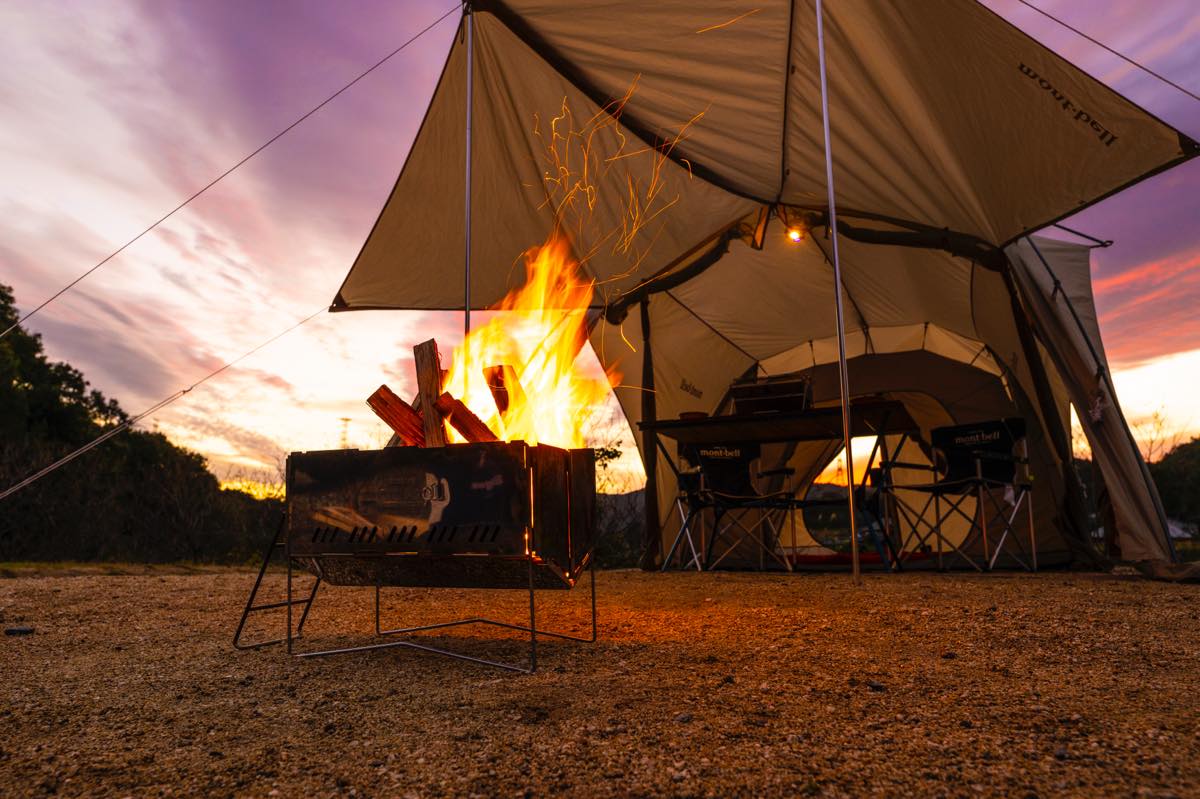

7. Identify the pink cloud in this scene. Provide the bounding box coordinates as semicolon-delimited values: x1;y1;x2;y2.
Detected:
1092;251;1200;366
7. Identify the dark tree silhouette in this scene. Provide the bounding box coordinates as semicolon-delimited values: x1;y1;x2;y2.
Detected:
0;284;277;562
1150;438;1200;531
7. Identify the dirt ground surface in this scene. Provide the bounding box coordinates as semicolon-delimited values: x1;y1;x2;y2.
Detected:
2;567;1198;798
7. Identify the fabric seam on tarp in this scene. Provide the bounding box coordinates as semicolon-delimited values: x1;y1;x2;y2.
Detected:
661;290;763;366
775;0;799;200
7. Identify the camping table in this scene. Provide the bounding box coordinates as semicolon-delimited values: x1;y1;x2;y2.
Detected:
640;400;920;570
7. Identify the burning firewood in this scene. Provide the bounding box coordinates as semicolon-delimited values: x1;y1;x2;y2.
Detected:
367;385;425;447
484;364;526;417
434;392;499;443
384;392;426;447
413;339;448;447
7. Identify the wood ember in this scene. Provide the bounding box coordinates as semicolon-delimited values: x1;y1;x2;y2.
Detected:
366;385;425;447
433;392;499;443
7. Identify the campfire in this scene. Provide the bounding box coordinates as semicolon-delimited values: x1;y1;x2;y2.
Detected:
271;231;608;595
367;232;614;451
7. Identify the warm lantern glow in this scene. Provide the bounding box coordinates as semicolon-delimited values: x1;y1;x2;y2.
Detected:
787;227;805;243
441;233;617;449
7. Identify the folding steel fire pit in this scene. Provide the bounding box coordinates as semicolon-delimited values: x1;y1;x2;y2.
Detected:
235;441;597;672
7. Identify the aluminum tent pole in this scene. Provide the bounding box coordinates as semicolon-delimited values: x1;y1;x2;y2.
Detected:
815;0;860;582
462;7;474;373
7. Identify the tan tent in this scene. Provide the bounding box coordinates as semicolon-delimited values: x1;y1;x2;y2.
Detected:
332;1;1197;568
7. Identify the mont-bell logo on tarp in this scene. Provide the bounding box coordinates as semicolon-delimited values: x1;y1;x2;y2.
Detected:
1019;63;1118;147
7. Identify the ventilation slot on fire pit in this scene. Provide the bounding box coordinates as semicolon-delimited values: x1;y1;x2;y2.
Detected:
427;524;461;543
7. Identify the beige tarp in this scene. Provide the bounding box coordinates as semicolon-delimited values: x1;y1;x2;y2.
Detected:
333;2;1195;565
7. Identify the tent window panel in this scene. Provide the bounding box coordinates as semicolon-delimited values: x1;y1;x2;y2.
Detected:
812;435;880;487
801;435;885;555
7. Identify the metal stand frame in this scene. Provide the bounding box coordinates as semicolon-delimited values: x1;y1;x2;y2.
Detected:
662;494;705;571
661;485;795;572
233;515;321;650
702;500;795;572
888;489;981;571
885;469;1037;572
236;512;598;672
283;548;597;674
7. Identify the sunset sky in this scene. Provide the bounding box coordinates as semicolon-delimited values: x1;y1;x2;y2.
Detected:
1;0;1197;485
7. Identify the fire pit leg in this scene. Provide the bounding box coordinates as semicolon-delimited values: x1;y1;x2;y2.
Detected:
233;514;320;651
527;552;538;672
589;552;598;642
286;547;293;655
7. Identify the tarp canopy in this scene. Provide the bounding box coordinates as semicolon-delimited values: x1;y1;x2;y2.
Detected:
333;1;1197;566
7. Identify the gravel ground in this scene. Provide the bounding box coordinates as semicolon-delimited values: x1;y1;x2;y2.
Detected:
1;567;1198;798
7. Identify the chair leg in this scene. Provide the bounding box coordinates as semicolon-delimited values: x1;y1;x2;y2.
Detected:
661;500;690;572
1028;490;1037;572
983;488;1032;571
934;494;943;570
976;480;990;571
891;492;938;566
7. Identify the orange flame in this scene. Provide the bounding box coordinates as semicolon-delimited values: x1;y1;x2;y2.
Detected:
442;233;617;449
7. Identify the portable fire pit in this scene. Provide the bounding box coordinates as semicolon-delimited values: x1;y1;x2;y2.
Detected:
235;339;598;672
286;441;595;589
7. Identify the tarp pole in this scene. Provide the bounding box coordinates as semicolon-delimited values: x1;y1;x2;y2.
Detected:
815;0;860;582
639;299;662;570
462;7;474;369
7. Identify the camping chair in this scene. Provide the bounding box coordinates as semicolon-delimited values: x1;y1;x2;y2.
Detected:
883;419;1036;571
661;443;795;571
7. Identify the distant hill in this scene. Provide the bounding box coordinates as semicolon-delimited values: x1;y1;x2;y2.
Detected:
0;284;277;563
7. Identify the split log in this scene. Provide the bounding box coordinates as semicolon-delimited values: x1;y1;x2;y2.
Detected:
413;339;448;447
385;393;425;448
367;385;425;447
484;364;526;416
434;392;499;443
